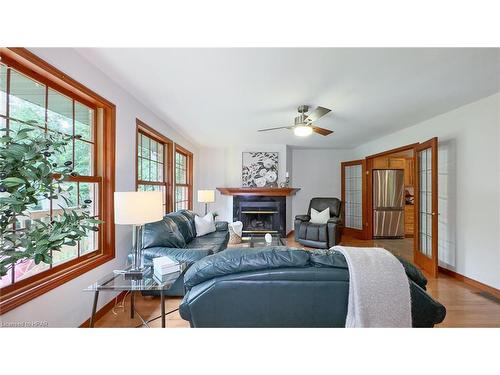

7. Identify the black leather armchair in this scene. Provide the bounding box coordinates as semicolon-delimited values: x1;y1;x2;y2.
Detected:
294;197;342;248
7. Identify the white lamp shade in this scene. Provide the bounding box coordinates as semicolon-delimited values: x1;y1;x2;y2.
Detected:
197;190;215;203
114;191;164;225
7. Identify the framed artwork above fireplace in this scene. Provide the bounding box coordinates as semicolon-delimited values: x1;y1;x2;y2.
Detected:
242;152;279;188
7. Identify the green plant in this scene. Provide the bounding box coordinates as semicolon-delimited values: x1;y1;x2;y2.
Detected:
0;123;101;278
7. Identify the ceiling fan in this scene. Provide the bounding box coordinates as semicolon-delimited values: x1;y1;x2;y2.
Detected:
258;105;333;137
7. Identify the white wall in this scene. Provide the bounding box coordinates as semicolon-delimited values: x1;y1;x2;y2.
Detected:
198;145;355;234
1;48;200;327
354;92;500;289
197;144;293;231
197;147;229;219
291;148;354;220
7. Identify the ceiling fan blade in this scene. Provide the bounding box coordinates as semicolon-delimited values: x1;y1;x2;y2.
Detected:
305;106;331;123
258;126;292;132
312;126;333;136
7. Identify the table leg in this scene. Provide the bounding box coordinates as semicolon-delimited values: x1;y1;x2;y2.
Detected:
161;290;166;328
89;291;99;328
130;291;135;319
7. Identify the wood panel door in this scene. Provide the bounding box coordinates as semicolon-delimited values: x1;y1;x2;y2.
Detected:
414;137;439;277
341;160;367;239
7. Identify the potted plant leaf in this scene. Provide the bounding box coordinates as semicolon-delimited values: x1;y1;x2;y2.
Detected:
0;121;102;279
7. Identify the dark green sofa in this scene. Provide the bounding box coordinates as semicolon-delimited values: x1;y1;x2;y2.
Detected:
179;247;446;327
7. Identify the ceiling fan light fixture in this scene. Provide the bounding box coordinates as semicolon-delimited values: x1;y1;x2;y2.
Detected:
294;125;313;137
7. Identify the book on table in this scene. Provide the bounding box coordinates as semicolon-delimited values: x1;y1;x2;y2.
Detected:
153;256;180;276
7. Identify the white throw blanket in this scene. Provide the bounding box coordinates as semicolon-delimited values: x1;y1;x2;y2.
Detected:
333;246;412;328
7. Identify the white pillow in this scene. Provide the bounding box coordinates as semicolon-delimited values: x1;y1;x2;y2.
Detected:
310;207;330;224
195;213;216;237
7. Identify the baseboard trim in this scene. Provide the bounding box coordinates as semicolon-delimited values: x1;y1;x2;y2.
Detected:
79;291;127;328
438;267;500;298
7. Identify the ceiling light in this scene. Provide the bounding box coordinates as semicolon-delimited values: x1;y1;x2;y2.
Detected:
293;125;313;137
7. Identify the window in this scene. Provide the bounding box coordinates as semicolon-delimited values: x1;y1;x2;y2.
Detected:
0;48;115;314
136;119;173;212
174;145;193;211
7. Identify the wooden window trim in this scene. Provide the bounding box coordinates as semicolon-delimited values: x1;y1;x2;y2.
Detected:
174;144;193;210
135;119;173;213
0;48;116;315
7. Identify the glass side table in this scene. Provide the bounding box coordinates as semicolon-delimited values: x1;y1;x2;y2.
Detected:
84;263;186;328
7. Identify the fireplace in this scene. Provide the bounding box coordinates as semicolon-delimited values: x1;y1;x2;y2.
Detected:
233;196;286;237
217;187;300;238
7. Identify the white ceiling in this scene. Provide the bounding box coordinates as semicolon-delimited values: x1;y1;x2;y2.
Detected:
76;48;500;149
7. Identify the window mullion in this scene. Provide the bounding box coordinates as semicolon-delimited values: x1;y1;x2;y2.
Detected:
47;89;53;268
5;66;11;135
5;67;15;284
77;182;80;257
148;137;151;183
44;85;48;133
72;99;75;169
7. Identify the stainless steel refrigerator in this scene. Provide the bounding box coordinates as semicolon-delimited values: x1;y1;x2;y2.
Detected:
373;169;405;238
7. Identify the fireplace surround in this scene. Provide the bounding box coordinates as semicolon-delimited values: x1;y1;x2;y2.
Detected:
217;187;300;238
233;196;286;237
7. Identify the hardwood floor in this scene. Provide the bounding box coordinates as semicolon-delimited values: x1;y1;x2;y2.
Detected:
93;233;500;328
93;293;188;328
338;235;500;327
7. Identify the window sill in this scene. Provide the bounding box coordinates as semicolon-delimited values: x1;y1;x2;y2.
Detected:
0;253;114;315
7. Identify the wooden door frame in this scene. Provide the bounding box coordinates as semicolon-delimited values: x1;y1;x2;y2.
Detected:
341;159;367;239
365;143;419;240
414;137;439;277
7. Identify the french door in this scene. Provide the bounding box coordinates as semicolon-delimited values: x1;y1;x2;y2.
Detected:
414;138;439;277
341;160;366;239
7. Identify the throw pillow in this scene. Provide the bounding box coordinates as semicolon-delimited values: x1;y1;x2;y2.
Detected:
195;213;216;237
310;207;330;224
166;211;197;243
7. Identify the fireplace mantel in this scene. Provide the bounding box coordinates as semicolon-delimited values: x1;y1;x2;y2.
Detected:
217;187;300;197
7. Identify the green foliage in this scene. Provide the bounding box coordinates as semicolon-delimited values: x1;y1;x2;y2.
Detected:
0;125;102;277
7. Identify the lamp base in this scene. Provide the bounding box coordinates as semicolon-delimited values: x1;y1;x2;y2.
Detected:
123;268;146;280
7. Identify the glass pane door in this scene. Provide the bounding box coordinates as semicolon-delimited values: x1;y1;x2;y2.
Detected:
418;148;432;257
414;138;438;277
341;160;366;238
